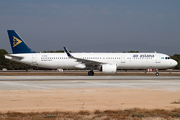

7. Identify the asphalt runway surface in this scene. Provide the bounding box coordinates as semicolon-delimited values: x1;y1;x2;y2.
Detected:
0;76;180;91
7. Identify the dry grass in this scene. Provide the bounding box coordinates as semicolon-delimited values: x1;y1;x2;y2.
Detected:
171;99;180;104
0;108;180;120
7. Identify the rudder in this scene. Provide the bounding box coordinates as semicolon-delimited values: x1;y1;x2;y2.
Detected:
7;30;35;54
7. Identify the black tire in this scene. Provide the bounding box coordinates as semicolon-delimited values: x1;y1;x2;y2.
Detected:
155;73;159;76
88;71;94;76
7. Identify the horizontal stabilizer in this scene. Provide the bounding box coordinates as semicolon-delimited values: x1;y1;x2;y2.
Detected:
5;54;23;60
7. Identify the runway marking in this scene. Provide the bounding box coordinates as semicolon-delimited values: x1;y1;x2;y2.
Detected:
0;76;180;90
0;82;52;90
72;81;137;88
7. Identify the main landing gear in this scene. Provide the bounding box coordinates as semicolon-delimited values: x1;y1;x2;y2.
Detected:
155;69;159;76
88;70;94;76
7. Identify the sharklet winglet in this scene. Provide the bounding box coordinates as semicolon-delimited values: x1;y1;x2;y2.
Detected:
64;47;73;58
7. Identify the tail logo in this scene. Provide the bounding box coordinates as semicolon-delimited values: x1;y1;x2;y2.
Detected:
13;36;22;47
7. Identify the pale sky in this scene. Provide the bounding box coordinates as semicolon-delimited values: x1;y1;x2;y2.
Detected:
0;0;180;55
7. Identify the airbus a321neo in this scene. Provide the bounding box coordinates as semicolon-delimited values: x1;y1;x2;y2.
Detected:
5;30;177;76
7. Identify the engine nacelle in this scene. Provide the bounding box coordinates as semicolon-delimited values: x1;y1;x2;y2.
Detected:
101;64;117;74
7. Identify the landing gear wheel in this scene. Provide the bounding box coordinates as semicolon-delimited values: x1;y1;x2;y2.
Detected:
155;73;159;76
88;71;94;76
155;69;159;76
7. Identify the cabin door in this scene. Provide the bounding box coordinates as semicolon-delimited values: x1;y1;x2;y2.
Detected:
121;56;125;63
156;55;161;63
32;54;37;63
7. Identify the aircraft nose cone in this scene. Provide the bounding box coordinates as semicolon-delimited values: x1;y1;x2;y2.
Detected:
172;60;178;67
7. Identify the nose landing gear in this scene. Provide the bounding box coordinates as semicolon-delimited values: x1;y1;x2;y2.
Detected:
155;69;159;76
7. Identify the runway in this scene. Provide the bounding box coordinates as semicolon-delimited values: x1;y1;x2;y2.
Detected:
0;76;180;81
0;76;180;91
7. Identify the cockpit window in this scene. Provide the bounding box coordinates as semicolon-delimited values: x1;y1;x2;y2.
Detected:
165;57;171;59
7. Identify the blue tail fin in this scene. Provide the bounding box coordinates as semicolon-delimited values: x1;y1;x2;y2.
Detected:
7;30;35;54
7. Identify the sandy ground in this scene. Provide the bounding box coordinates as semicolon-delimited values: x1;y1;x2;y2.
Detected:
0;88;180;113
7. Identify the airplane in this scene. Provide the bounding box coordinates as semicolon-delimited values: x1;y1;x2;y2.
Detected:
5;30;177;76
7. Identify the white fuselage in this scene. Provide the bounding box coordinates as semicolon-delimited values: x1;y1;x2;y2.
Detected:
5;52;177;69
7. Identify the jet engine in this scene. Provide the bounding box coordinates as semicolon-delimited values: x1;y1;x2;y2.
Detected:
101;64;117;74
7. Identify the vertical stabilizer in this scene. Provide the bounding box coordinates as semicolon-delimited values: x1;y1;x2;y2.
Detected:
7;30;35;54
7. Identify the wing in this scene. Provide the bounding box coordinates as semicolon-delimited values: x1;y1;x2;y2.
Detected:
64;47;102;68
